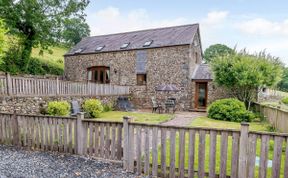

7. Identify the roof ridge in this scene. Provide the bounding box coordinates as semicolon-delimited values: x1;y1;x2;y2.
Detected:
86;23;199;39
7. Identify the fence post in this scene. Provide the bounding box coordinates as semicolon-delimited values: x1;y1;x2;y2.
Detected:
123;116;131;170
56;77;59;95
12;110;19;146
238;122;250;178
6;73;12;96
76;112;85;155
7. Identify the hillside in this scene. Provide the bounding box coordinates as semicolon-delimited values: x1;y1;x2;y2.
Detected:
31;46;68;69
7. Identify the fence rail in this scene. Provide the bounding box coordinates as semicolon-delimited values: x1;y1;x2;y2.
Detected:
0;74;129;96
0;112;287;178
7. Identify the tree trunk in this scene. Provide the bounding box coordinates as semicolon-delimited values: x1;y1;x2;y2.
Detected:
21;35;34;73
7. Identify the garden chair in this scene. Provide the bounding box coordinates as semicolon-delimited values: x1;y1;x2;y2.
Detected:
151;97;163;114
165;98;176;113
71;100;81;116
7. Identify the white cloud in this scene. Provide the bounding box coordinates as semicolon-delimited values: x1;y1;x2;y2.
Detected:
236;18;288;36
87;7;188;36
95;6;120;20
202;11;229;25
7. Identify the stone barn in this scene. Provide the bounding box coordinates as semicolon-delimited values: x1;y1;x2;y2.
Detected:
64;24;227;111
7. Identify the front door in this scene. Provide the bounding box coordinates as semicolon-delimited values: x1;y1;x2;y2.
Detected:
195;82;208;109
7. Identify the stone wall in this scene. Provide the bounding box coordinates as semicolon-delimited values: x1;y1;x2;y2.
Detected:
0;95;122;115
65;43;202;110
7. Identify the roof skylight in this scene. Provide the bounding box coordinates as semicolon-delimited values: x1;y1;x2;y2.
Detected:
143;40;153;47
74;48;83;54
120;42;130;49
95;45;105;51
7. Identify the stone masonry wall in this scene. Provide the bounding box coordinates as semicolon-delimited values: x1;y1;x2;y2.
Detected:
64;30;204;110
0;95;121;115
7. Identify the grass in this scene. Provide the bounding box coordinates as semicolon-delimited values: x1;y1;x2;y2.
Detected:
95;111;173;124
31;46;68;69
190;117;270;131
154;117;286;177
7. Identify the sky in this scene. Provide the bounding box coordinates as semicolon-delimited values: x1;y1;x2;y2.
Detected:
84;0;288;64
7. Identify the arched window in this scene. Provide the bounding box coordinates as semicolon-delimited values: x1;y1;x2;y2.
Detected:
87;66;110;84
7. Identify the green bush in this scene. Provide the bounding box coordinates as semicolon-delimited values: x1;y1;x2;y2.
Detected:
281;97;288;105
47;101;70;116
208;98;255;122
83;99;103;118
103;102;114;112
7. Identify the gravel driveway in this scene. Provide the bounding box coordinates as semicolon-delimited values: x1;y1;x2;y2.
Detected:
0;145;147;178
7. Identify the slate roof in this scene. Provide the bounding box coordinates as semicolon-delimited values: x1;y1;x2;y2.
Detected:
65;24;199;56
191;64;213;80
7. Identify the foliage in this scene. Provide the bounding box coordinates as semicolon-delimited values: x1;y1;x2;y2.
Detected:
83;99;104;118
0;0;89;72
208;98;255;122
103;102;114;112
281;97;288;105
266;125;277;132
204;44;234;63
61;18;90;47
277;67;288;92
0;19;7;59
47;101;71;116
0;42;63;75
31;46;67;67
210;50;283;108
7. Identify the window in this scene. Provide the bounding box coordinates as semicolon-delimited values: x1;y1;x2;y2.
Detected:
137;74;147;85
195;52;199;63
74;48;83;54
143;40;153;47
95;46;105;51
120;42;130;49
87;66;110;84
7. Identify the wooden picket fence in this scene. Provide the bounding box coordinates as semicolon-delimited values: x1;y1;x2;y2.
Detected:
0;112;123;161
123;118;288;178
0;74;129;96
254;103;288;133
1;112;288;178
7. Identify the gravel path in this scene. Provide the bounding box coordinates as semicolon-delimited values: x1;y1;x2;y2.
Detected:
0;145;147;178
161;112;206;126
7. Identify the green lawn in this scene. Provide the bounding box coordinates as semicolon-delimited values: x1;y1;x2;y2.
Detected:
96;111;173;124
190;117;270;131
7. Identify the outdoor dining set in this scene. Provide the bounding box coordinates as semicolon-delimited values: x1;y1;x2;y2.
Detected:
151;84;180;114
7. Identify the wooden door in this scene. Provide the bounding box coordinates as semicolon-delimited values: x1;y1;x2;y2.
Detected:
195;82;208;109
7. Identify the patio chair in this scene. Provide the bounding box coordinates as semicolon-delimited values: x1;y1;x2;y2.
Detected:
165;98;176;113
71;100;81;116
151;97;163;114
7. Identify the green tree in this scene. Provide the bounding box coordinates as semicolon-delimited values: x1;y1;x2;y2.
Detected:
210;50;283;109
0;0;89;72
277;67;288;92
62;18;90;47
204;44;234;63
0;19;7;59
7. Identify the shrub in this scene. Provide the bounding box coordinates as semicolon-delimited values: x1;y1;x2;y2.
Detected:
47;101;70;116
281;97;288;105
83;99;103;118
208;98;255;122
103;102;114;112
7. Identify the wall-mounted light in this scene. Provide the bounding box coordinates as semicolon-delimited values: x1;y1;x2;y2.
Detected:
114;69;117;74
